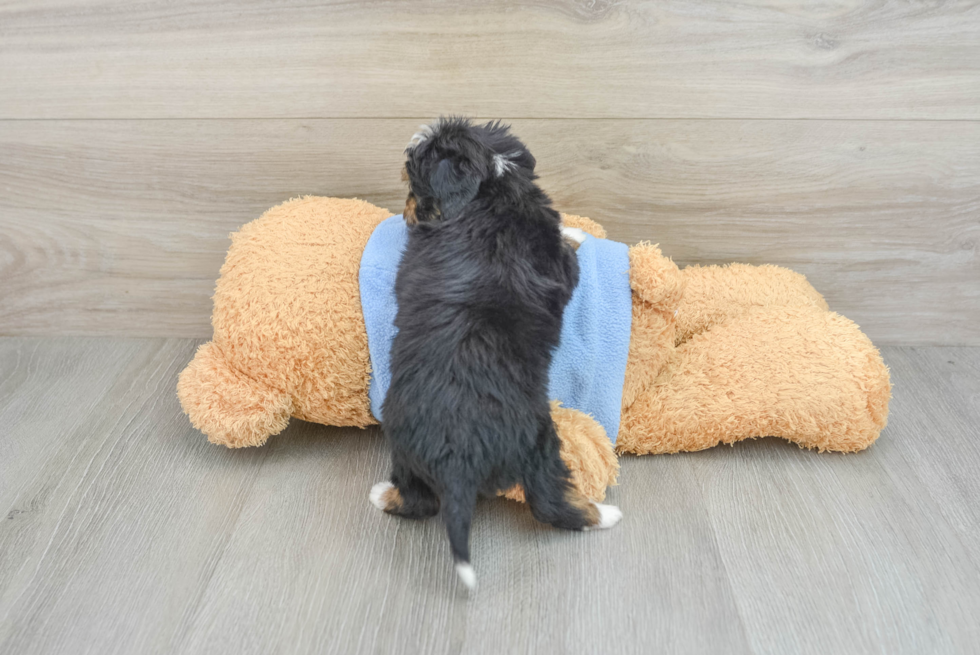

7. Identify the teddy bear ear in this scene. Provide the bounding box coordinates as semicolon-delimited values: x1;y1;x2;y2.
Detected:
627;242;686;310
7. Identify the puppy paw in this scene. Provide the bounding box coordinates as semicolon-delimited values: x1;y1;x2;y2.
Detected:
369;481;402;512
561;226;588;247
585;503;622;531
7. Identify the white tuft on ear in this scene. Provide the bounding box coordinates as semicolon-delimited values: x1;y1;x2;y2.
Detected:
493;153;517;177
407;124;433;150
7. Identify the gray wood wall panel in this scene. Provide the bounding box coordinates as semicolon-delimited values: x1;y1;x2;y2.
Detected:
1;1;978;342
2;119;977;343
2;1;979;119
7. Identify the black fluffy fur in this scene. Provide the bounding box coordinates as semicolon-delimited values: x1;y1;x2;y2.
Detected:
380;117;598;584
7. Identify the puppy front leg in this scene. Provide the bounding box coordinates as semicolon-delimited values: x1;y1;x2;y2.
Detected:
560;225;588;251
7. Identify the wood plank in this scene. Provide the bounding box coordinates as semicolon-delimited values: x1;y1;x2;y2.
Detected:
689;438;980;654
0;338;148;512
0;338;275;654
2;118;978;344
176;425;752;655
2;339;978;653
879;347;980;544
0;337;154;608
687;345;980;655
1;1;979;119
0;337;750;654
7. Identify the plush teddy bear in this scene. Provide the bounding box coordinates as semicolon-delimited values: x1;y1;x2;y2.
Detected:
177;196;891;502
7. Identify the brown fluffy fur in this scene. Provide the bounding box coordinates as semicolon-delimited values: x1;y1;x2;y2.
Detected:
177;196;391;447
178;198;891;498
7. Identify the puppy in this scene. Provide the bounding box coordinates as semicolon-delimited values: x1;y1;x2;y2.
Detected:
370;117;621;590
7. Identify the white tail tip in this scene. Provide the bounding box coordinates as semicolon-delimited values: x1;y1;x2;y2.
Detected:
455;562;476;590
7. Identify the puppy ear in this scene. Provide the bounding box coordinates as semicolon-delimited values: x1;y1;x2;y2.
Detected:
495;150;535;175
430;158;481;219
518;150;536;173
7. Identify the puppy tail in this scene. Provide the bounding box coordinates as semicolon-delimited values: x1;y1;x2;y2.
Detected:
444;484;477;591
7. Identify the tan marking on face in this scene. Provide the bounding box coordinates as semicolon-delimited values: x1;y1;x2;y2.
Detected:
404;194;418;225
401;164;409;183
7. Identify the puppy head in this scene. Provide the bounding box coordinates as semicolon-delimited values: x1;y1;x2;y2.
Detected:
402;117;535;225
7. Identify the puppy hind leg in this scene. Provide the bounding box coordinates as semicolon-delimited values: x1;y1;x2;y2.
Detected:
370;455;440;520
523;423;623;531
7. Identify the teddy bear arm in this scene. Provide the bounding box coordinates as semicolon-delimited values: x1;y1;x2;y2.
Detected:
621;297;676;413
627;242;686;309
615;242;687;414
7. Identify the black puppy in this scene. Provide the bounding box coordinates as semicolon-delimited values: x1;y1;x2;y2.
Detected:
370;117;621;590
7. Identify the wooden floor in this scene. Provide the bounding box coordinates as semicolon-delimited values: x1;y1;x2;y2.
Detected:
0;338;977;655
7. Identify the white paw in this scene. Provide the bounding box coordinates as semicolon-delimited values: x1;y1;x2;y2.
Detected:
585;503;623;531
369;481;394;510
561;226;587;245
455;562;477;590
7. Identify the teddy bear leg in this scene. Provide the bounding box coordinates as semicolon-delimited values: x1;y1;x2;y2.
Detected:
675;263;829;344
177;341;293;448
618;306;890;455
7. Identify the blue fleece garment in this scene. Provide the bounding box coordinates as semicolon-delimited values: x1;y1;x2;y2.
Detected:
358;215;632;443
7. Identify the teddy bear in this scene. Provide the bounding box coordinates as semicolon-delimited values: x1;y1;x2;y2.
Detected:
177;196;891;502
